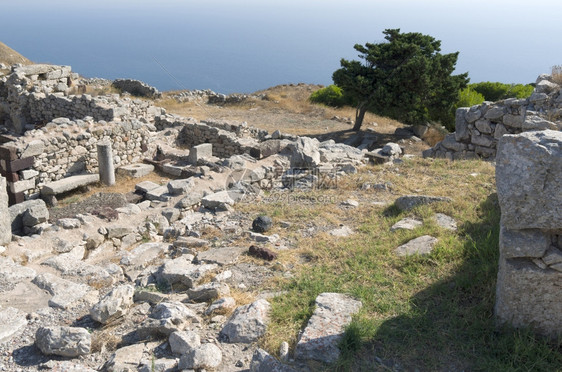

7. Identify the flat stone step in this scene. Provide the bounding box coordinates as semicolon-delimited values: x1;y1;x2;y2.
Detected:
295;293;362;364
41;174;99;196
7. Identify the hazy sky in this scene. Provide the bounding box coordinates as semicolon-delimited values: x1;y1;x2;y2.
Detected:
1;0;561;92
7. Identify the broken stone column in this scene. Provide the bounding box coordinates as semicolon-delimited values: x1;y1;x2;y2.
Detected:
0;176;12;244
495;130;562;337
97;142;115;186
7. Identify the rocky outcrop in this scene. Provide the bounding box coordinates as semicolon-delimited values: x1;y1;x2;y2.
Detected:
424;74;561;160
494;130;562;337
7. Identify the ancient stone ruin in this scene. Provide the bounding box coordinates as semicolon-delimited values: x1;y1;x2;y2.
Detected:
424;74;561;160
0;62;373;371
494;130;562;337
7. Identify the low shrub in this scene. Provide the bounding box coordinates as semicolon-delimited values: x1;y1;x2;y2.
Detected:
309;85;349;107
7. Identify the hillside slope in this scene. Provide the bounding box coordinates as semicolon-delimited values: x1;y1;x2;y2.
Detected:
0;41;32;66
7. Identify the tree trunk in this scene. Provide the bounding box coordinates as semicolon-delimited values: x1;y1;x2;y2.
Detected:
353;103;367;131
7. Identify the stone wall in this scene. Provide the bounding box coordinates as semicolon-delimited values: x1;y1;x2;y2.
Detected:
0;64;164;134
494;130;562;337
112;79;162;99
0;119;155;202
423;75;562;160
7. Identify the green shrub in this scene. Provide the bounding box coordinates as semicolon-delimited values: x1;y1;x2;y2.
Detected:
309;85;348;107
456;87;485;109
508;84;534;98
469;82;533;101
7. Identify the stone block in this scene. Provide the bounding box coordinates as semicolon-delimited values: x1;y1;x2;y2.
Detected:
116;163;154;178
500;225;549;258
454;108;470;142
496;130;562;230
7;157;34;172
10;178;35;194
0;176;12;244
21;140;45;158
188;143;213;164
495;259;562;337
41;174;99;196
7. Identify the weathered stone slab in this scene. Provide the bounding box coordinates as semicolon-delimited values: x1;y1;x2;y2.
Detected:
32;273;92;309
145;185;170;201
116;163;154;178
394;195;451;211
135;180;160;194
103;343;145;372
169;330;201;355
187;282;230;302
0;257;36;290
0;176;11;244
41;174;99;196
167;178;195;195
197;246;246;266
295;293;362;363
202;191;234;210
0;307;27;343
390;217;423;231
433;213;457;231
120;242;171;269
157;257;217;289
496;130;562;230
395;235;438;256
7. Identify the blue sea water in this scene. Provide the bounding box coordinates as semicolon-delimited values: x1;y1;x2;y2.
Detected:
1;0;561;94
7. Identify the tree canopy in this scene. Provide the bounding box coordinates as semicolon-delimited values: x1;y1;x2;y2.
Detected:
333;29;468;131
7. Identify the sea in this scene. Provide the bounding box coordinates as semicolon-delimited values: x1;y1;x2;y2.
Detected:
1;0;561;94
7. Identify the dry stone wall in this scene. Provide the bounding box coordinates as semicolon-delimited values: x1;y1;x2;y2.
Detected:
0;119;154;202
424;74;562;160
494;130;562;337
0;64;164;134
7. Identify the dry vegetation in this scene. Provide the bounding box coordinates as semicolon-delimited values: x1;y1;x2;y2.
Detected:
552;65;562;85
157;84;431;154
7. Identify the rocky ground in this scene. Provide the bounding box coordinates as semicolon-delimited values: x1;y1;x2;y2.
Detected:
0;80;444;372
